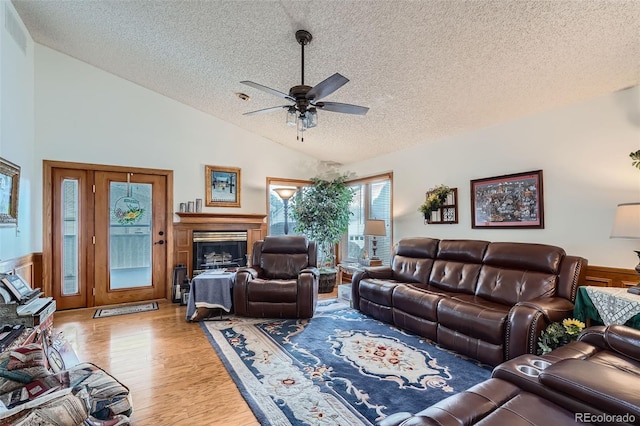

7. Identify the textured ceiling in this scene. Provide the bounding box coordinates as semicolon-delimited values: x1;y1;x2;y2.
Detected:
11;0;640;165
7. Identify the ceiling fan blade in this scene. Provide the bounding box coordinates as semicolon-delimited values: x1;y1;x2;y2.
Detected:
240;81;294;101
306;73;349;101
315;101;369;115
243;105;290;116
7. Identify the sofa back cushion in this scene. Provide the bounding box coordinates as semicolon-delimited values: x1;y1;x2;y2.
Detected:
476;266;557;305
430;240;489;293
482;242;564;274
258;236;311;279
475;242;563;304
391;238;438;284
394;238;439;258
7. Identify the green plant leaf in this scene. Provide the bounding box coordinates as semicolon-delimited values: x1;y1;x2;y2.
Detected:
291;174;355;266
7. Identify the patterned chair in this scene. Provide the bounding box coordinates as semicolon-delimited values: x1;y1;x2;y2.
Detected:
233;236;319;318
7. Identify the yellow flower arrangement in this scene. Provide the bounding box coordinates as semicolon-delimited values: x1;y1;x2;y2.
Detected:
537;318;586;355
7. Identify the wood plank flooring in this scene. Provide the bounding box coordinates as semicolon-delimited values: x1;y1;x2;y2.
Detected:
53;289;338;426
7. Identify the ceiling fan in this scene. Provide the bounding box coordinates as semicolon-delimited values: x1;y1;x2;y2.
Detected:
241;30;369;141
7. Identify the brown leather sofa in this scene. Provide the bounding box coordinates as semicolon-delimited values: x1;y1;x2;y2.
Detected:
351;237;587;366
379;325;640;426
234;235;319;318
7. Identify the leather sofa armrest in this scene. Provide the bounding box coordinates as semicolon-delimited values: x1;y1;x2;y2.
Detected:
573;325;640;358
233;268;257;316
603;325;640;362
517;297;575;323
363;266;393;279
299;267;319;278
540;359;640;417
351;266;394;310
377;412;413;426
506;297;575;360
576;325;607;348
297;268;319;318
237;266;261;280
378;412;439;426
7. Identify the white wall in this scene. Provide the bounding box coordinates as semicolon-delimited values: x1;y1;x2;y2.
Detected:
32;44;320;252
0;2;34;262
5;8;640;271
347;87;640;268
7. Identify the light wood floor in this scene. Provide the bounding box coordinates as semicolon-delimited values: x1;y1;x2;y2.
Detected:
53;289;338;426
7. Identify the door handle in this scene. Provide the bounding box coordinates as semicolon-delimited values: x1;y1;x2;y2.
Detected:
154;240;165;245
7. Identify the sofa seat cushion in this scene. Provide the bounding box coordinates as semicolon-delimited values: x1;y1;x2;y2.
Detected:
359;279;402;306
406;378;521;425
392;284;454;321
540;358;640;417
587;350;640;376
438;295;509;345
246;279;298;303
476;392;586;426
379;378;585;426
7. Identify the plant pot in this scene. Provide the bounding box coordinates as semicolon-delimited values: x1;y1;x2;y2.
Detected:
318;269;337;293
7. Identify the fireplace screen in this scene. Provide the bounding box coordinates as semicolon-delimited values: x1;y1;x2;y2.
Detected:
193;231;247;275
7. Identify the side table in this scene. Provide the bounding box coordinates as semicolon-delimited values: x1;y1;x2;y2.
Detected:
574;286;640;329
337;260;382;284
337;260;383;305
186;271;235;321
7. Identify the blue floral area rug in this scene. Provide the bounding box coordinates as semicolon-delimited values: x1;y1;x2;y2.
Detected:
201;299;492;425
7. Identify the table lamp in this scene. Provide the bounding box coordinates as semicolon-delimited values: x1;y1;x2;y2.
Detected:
274;187;297;235
364;219;387;259
610;202;640;292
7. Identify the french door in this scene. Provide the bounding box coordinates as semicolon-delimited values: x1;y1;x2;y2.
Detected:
45;162;172;309
94;171;167;305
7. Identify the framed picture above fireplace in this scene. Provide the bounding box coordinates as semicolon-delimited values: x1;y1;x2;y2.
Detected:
205;165;241;208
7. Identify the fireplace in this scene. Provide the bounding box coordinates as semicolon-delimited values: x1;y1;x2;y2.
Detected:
193;231;248;275
174;212;266;278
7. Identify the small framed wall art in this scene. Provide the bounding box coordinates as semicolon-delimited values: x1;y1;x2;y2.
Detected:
471;170;544;229
205;165;241;208
0;157;20;226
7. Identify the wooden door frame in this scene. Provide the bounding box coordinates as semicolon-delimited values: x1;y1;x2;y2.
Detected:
43;160;174;307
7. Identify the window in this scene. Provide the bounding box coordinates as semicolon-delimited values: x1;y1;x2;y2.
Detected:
266;173;393;265
266;178;311;236
342;173;393;265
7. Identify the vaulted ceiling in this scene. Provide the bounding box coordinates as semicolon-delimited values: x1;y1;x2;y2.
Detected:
12;1;640;164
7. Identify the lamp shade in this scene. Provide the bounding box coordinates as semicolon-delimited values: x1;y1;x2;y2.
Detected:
610;203;640;239
274;187;297;201
364;219;386;236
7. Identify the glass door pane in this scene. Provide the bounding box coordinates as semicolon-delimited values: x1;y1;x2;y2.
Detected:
109;181;152;289
62;179;79;295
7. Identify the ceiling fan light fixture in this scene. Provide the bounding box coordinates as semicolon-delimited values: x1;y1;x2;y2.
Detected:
286;107;297;126
241;29;368;141
304;108;318;128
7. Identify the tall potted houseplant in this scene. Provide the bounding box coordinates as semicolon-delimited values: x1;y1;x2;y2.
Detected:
291;175;354;292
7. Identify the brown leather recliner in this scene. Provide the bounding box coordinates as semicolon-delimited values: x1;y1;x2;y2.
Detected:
233;235;319;318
